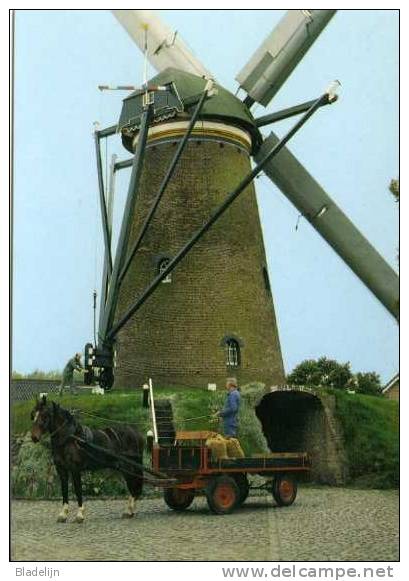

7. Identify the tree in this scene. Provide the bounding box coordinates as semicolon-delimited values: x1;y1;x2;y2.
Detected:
389;178;399;269
287;357;381;395
355;372;382;396
12;369;62;380
287;357;353;390
389;179;399;202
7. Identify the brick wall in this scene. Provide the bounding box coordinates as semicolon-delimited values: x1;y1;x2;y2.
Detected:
255;389;349;485
114;134;285;389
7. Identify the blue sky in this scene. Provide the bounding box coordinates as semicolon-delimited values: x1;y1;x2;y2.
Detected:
13;9;398;382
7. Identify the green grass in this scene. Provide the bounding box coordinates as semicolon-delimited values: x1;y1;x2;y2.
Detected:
333;390;399;488
12;384;271;454
12;385;269;452
12;387;219;436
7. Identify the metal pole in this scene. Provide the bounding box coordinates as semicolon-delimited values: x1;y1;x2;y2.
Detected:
99;105;152;343
107;91;330;340
93;290;97;346
97;124;118;138
98;154;117;334
114;158;133;172
119;85;212;284
255;97;337;127
107;155;117;231
143;25;148;88
94;130;113;277
149;378;158;444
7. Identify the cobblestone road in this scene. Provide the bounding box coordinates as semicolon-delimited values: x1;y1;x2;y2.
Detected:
11;487;398;562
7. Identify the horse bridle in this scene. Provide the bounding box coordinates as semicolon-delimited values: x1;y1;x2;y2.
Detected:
33;405;76;445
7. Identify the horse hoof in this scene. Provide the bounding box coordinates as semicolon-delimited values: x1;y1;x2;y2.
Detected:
75;515;84;524
121;512;134;519
56;515;67;523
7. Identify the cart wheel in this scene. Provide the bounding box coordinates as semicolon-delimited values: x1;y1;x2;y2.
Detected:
234;473;250;506
272;475;297;507
206;476;240;515
164;487;195;511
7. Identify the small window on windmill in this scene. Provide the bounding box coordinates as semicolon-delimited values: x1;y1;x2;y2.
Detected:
226;339;240;368
158;258;172;283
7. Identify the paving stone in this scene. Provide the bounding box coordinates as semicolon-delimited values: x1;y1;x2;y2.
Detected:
11;487;398;562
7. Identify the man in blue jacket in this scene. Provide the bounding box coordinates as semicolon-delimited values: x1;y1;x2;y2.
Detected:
217;377;241;437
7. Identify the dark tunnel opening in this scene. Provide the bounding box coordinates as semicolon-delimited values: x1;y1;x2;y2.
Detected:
255;391;344;484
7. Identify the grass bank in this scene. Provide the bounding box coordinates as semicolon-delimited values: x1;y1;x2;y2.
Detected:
333;390;399;489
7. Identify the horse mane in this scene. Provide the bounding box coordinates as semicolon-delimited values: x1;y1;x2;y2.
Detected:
52;402;79;429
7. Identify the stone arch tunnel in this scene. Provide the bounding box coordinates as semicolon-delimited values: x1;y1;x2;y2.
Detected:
254;389;348;484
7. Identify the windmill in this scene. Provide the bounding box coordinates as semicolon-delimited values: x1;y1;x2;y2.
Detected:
85;9;398;390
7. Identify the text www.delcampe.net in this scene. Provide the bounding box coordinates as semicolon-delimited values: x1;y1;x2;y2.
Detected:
221;565;395;580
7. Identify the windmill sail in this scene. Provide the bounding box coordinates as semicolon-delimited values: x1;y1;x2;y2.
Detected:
256;132;399;319
236;10;336;107
112;9;213;79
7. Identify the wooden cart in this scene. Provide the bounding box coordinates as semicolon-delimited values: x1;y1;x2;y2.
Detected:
152;430;311;515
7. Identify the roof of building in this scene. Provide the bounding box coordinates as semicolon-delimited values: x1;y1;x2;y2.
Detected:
382;373;399;394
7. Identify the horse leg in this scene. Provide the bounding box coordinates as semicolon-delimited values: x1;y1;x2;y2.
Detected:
72;471;84;523
56;466;69;523
122;468;143;519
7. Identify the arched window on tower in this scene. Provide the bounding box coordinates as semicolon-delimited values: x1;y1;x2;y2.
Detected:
226;339;240;368
158;258;172;283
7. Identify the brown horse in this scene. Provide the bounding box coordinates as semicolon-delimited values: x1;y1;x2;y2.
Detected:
31;395;144;523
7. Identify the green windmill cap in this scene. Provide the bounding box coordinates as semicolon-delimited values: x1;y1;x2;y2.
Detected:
118;68;262;153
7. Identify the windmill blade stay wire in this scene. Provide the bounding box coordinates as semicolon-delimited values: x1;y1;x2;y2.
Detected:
77;408;214;426
77;409;140;425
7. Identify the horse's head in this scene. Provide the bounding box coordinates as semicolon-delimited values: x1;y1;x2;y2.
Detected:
31;395;58;443
31;397;77;443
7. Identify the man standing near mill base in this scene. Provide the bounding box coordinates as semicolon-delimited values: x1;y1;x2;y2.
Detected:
217;377;241;437
59;353;84;396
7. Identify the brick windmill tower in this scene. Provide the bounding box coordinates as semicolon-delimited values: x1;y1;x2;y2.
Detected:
114;68;284;389
88;10;398;390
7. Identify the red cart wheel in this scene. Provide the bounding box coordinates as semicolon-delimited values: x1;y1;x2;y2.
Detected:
206;476;240;515
234;473;250;506
164;487;195;511
272;475;297;507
